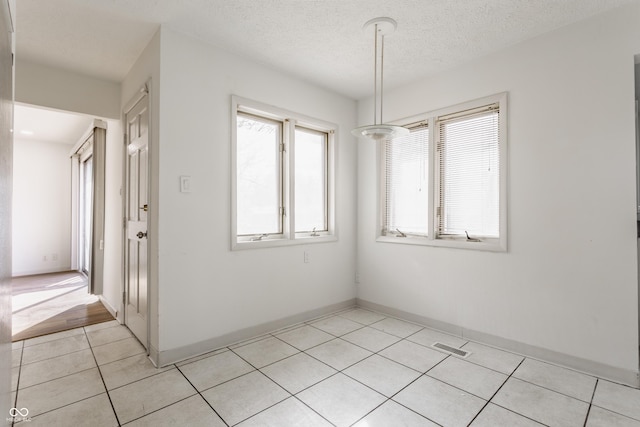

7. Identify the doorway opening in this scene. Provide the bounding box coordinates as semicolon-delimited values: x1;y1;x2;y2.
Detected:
11;104;113;341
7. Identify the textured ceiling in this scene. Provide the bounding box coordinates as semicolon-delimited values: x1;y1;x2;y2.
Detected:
16;0;635;100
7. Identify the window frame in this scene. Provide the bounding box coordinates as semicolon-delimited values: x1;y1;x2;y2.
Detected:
235;111;284;237
294;125;329;234
377;92;508;252
231;96;337;250
381;121;430;238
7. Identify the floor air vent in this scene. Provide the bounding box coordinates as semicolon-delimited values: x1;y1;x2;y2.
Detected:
431;342;471;358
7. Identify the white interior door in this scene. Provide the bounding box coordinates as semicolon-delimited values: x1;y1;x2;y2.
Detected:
125;95;149;348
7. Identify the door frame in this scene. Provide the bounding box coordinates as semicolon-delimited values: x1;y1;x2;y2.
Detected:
122;83;151;353
78;146;93;275
70;120;107;295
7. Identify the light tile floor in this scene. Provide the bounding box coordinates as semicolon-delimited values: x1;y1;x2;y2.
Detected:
9;308;640;426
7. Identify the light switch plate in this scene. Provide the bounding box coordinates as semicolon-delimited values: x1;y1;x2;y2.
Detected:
180;175;192;193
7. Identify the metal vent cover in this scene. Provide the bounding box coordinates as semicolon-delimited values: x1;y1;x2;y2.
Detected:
431;342;471;358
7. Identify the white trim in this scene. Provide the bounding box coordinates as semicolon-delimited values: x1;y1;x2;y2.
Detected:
356;298;640;388
69;119;107;157
98;294;118;319
122;84;152;354
155;299;356;367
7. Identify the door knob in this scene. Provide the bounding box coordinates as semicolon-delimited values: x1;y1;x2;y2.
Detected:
136;231;147;239
139;204;148;212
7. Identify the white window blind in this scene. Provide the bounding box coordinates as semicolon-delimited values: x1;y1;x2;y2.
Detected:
384;125;429;236
437;105;500;238
236;112;283;236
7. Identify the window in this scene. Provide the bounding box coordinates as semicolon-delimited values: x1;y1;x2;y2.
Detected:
294;127;328;233
383;125;429;237
232;96;336;249
236;113;283;236
380;92;507;251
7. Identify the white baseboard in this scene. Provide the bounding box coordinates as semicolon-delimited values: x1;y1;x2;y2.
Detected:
356;298;640;388
12;267;73;277
98;295;118;320
156;299;357;367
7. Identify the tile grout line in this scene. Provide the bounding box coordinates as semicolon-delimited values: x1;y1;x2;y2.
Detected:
117;393;196;426
582;378;599;427
502;372;597;405
18;365;97;391
11;342;24;427
174;365;230;426
347;339;454;426
103;363;172;393
273;314;465;425
383;353;456;426
482;358;568;427
305;315;441;426
200;348;303;426
581;379;640;426
14;326;121;424
229;315;392;425
465;357;526;426
16;393;109;425
83;326;122;426
458;341;528;376
224;346;296;423
290;395;338;427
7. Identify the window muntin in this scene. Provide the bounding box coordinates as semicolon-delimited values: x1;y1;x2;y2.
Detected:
236;112;283;236
294;127;328;233
383;125;429;236
437;107;500;239
379;93;507;251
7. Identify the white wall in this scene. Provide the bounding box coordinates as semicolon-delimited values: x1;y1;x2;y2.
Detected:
153;28;358;356
12;138;72;276
357;3;640;383
101;118;123;316
16;60;121;119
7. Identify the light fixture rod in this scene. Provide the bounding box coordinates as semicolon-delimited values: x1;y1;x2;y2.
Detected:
352;17;409;141
380;31;384;125
373;23;378;125
372;23;388;125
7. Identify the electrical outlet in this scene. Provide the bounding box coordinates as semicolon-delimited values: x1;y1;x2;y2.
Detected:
355;272;360;283
42;255;47;262
304;251;309;263
52;253;58;261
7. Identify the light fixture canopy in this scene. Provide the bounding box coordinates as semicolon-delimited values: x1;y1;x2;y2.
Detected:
352;17;409;141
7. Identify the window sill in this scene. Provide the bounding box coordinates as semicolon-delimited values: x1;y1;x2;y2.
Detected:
376;235;506;252
232;235;337;250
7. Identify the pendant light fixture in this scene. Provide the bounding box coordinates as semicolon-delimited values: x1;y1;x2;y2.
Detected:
352;17;409;141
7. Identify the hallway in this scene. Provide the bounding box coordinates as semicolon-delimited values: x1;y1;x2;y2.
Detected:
12;271;114;342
